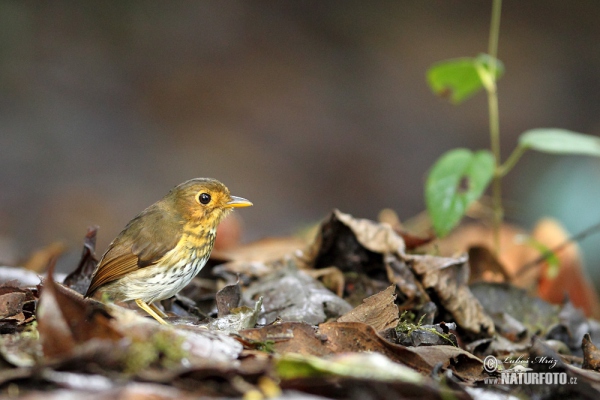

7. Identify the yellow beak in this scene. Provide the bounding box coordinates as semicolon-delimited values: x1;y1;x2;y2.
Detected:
226;196;253;208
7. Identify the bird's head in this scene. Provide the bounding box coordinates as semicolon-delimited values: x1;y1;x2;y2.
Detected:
164;178;252;227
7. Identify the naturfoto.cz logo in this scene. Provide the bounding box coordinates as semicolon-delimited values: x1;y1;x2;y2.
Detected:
483;355;578;385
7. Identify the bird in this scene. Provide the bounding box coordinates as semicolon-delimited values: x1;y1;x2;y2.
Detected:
84;178;252;324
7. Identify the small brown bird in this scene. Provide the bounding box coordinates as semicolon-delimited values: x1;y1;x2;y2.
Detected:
85;178;252;324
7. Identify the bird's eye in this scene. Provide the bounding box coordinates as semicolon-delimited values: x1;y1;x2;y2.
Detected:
198;192;211;205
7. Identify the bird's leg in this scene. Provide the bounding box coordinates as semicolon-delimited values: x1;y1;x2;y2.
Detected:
148;302;168;318
135;299;168;325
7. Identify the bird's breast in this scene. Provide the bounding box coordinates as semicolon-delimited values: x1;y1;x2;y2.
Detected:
117;227;217;303
181;226;216;253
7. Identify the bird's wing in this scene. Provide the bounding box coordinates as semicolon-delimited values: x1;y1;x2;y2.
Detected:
85;205;183;297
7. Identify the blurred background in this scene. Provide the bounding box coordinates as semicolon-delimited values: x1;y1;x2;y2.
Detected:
2;1;600;284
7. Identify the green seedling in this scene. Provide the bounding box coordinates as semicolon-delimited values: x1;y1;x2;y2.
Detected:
425;0;600;253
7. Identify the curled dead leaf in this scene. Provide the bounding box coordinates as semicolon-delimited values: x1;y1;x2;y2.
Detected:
63;226;99;295
409;254;494;335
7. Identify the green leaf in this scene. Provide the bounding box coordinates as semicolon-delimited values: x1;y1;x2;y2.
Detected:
519;129;600;157
426;54;504;104
276;353;423;383
426;149;495;237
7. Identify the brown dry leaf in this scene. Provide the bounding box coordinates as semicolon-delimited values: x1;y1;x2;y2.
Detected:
307;210;494;335
409;345;483;381
37;281;76;358
583;333;600;371
37;265;122;359
410;254;494;335
397;232;435;251
0;286;36;326
215;280;241;318
378;208;435;250
0;292;28;320
318;322;443;374
240;321;434;374
333;209;406;257
385;256;430;306
467;246;510;284
338;285;399;331
239;322;330;356
63;226;99;295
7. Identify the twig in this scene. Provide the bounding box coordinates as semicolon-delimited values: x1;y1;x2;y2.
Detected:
514;220;600;279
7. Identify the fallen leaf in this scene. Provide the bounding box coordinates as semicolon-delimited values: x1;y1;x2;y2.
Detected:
378;208;435;250
215;280;241;317
37;263;122;359
550;300;600;351
240;321;435;373
583;333;600;371
208;297;262;334
528;337;600;399
410;254;494;335
338;285;399;331
385;256;430;306
0;292;27;320
333;210;406;256
410;345;483;381
309;211;391;278
0;286;36;330
239;322;329;356
467;245;510;283
63;226;99;295
343;271;392;307
243;265;352;325
470;282;559;338
276;352;423;383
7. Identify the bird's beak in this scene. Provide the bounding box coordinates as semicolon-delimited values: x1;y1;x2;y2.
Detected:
226;196;253;208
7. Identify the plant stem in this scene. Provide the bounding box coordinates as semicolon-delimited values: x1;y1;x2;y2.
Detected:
498;145;527;177
487;0;502;254
488;0;502;66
